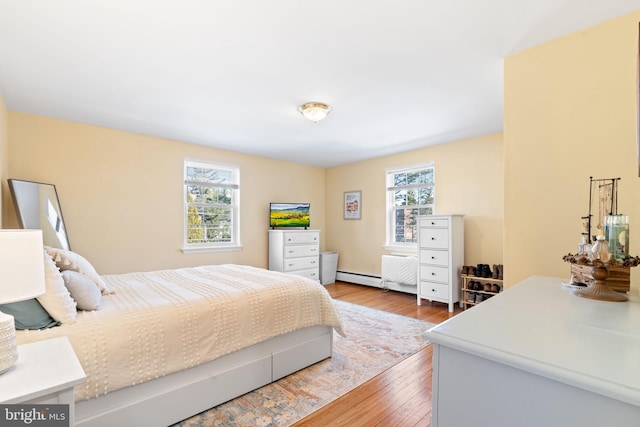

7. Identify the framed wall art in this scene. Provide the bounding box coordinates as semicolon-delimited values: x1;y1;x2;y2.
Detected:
344;191;361;220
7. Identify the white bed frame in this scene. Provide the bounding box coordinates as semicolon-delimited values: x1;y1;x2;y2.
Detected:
75;325;333;427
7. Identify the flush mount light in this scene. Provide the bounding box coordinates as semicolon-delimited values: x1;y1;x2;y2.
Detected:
298;102;331;123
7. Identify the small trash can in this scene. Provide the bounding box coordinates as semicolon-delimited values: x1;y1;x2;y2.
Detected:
319;252;339;285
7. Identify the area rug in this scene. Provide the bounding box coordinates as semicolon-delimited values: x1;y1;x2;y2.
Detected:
174;300;435;427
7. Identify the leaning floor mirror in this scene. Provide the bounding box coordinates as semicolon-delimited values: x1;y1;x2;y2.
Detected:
8;179;71;250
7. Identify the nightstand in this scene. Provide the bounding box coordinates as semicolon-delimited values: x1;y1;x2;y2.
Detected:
0;337;86;426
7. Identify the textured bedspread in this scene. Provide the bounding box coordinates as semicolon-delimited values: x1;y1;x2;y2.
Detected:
16;264;344;401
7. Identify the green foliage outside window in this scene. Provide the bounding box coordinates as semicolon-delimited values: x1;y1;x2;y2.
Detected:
185;162;238;245
187;193;204;242
388;164;434;244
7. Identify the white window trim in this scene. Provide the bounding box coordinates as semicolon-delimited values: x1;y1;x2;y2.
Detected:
182;244;243;254
181;159;242;253
384;162;434;252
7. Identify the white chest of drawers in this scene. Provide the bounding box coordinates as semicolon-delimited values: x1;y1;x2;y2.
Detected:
424;277;640;427
268;230;320;282
416;215;464;312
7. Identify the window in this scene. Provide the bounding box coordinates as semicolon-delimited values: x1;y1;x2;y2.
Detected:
183;160;241;252
385;162;434;250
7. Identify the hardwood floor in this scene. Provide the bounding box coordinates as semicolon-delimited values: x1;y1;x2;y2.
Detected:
293;282;463;427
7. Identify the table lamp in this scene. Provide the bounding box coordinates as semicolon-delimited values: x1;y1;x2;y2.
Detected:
0;230;45;374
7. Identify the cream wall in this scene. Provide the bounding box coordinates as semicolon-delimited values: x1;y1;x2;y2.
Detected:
504;10;640;291
7;110;502;279
325;132;504;277
0;93;7;227
7;112;326;274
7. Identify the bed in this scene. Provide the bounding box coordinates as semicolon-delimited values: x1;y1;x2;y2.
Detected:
15;259;344;427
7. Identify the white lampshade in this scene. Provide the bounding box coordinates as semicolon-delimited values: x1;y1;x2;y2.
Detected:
298;102;331;123
0;229;45;374
0;229;46;304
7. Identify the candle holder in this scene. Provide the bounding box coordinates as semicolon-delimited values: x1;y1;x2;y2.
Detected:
562;254;640;302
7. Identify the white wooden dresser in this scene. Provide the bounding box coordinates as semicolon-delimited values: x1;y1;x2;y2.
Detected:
424;276;640;427
416;214;464;312
268;229;320;282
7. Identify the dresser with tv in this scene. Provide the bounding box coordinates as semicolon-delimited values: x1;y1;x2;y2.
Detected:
268;230;320;282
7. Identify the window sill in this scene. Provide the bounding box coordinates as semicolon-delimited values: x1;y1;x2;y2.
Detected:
383;245;418;254
181;245;243;254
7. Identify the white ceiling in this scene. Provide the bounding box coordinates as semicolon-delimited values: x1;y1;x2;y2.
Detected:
1;1;640;167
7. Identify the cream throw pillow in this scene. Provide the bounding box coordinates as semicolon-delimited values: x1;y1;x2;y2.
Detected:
44;246;113;295
62;270;101;311
37;251;77;324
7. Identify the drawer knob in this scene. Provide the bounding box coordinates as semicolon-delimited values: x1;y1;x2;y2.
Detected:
431;256;436;259
431;272;436;276
431;237;436;240
431;222;435;225
432;288;436;292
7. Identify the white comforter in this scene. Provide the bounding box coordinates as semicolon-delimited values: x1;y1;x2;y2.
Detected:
16;264;344;401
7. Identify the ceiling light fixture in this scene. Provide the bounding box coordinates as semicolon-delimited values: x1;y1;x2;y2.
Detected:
298;102;331;123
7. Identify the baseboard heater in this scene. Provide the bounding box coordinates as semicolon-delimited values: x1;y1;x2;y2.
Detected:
336;271;382;288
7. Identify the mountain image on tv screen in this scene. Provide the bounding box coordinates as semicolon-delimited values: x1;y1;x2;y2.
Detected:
270;203;310;227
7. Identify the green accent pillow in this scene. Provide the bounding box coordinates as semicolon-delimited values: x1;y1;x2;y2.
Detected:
0;299;60;330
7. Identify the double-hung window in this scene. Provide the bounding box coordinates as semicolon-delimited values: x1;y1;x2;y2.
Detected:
183;160;241;252
385;162;434;250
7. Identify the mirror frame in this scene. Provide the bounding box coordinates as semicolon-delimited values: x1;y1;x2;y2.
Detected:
8;179;71;250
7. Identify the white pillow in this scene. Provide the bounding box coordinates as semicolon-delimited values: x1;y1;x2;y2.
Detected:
62;270;101;311
37;251;77;324
44;246;113;295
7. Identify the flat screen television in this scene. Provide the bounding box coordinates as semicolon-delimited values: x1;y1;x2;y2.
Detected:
270;203;310;228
